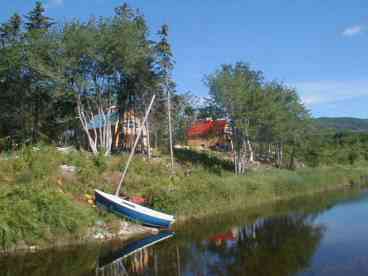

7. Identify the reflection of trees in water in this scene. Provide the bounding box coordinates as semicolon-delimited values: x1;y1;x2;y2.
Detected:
2;189;364;276
121;213;324;276
124;248;151;275
122;246;181;276
96;260;129;276
97;246;177;276
0;244;100;276
1;213;323;276
196;214;324;276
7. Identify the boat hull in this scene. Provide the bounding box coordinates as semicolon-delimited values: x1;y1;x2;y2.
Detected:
95;190;174;228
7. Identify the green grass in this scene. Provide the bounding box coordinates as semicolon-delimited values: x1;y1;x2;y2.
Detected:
0;145;367;250
148;164;368;219
0;145;100;250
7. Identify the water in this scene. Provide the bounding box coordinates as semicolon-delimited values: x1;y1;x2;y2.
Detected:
1;188;368;276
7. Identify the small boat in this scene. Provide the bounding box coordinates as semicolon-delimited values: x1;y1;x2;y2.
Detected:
95;95;175;229
98;231;175;269
95;189;175;228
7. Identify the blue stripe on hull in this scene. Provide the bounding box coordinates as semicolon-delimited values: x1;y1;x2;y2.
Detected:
95;192;172;228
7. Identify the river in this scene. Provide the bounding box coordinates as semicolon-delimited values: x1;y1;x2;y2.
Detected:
1;188;368;276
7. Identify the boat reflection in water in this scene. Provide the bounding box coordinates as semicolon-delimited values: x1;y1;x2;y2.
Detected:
96;231;174;276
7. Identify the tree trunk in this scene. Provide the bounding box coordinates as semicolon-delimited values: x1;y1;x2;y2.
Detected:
268;143;272;161
76;96;113;156
247;137;254;162
146;118;151;159
167;82;174;173
232;128;248;175
288;144;296;170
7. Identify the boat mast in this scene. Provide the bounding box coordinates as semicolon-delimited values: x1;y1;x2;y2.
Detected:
115;94;156;196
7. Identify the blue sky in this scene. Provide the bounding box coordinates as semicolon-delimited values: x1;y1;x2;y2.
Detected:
1;0;368;118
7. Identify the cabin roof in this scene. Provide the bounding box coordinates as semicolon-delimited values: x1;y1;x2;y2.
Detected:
187;119;227;138
87;111;119;130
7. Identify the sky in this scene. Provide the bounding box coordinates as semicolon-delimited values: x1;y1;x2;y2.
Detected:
1;0;368;118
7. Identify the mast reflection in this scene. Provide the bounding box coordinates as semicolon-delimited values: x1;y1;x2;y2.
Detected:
96;232;174;276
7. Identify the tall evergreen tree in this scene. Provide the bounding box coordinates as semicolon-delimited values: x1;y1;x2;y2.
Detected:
155;24;176;169
22;2;58;142
25;1;54;31
0;13;22;43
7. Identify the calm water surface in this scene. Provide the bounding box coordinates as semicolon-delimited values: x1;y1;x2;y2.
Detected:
1;188;368;276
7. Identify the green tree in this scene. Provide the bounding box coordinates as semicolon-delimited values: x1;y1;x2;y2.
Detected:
25;1;54;31
206;62;310;173
153;24;176;165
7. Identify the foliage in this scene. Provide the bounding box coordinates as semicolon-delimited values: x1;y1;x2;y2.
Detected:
205;62;310;172
0;2;180;153
301;131;368;167
0;183;95;249
0;146;97;249
314;117;368;132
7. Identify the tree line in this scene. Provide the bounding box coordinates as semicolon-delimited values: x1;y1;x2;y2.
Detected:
202;64;368;171
0;2;184;154
204;63;310;173
1;2;366;172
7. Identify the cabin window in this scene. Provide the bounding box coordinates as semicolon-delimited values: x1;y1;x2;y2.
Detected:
123;120;138;129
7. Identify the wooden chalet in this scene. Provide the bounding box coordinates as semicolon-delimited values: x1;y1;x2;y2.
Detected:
187;118;232;150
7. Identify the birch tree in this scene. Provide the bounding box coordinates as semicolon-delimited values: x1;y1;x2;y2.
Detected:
206;63;310;173
206;63;264;174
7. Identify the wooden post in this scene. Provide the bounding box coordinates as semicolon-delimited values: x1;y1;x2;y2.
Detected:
115;95;156;196
166;84;174;174
167;80;175;173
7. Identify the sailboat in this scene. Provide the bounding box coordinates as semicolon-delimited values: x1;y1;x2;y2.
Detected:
95;95;175;228
95;189;175;228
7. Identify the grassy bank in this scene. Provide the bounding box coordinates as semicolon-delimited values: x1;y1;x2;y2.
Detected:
0;145;367;250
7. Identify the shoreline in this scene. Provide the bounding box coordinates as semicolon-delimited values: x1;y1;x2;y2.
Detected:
175;180;368;226
2;176;367;256
0;220;159;256
1;146;367;255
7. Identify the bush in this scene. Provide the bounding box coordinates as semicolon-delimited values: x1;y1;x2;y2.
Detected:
0;182;96;249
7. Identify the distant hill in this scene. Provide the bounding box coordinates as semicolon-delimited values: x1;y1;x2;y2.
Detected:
314;117;368;132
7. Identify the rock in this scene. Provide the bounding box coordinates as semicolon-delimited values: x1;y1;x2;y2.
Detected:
60;164;77;173
95;220;105;226
15;240;28;251
90;219;160;242
93;233;105;240
56;146;75;154
59;165;78;182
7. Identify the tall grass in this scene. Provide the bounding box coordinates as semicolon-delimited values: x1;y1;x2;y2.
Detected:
0;146;98;249
0;145;367;249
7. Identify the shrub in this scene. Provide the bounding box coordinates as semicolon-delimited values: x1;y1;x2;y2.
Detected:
0;182;96;249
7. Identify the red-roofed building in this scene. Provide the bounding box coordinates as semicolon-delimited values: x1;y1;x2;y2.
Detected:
187;119;232;149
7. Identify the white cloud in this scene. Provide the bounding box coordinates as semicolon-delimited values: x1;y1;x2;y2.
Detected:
342;25;364;37
294;80;368;107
